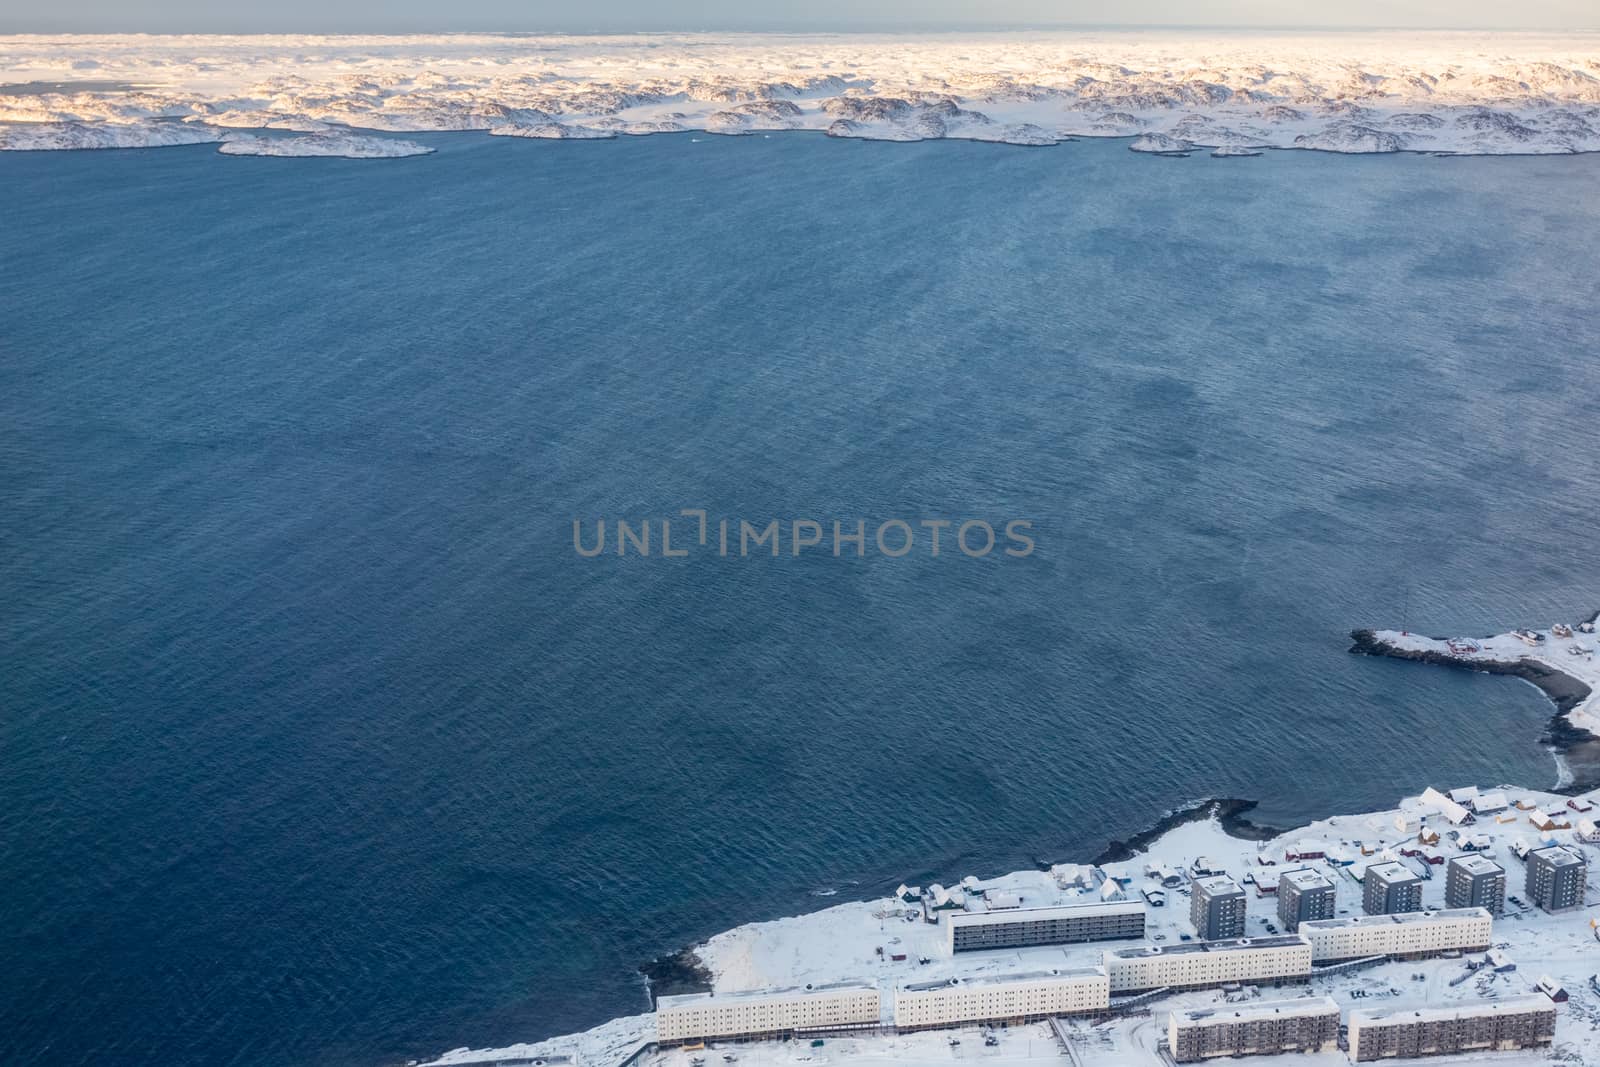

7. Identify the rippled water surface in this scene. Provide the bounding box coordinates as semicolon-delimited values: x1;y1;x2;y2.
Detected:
3;133;1599;1067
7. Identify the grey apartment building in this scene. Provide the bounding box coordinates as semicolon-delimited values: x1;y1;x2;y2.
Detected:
1277;868;1336;931
1349;997;1557;1061
1191;876;1247;940
1168;997;1340;1062
1445;855;1506;914
1363;861;1423;916
1525;846;1587;913
945;901;1146;953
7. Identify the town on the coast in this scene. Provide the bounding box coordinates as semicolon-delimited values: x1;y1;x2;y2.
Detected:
423;620;1600;1067
424;780;1598;1067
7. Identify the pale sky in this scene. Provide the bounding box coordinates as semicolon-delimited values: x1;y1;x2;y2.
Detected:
0;0;1595;33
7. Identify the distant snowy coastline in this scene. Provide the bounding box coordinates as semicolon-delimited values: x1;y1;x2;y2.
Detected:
4;31;1600;156
217;132;433;157
0;120;433;157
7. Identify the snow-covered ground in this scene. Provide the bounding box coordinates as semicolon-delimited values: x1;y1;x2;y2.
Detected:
4;31;1600;155
216;131;433;157
1369;618;1600;739
423;782;1600;1067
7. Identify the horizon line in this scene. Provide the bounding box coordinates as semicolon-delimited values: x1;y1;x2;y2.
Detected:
4;21;1600;35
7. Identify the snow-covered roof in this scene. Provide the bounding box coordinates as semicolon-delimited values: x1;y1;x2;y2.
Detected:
657;980;878;1009
945;900;1144;929
1172;996;1339;1026
1281;867;1332;891
901;967;1104;993
1110;934;1308;959
1350;995;1552;1026
1419;787;1474;823
1366;860;1419;884
1449;855;1503;876
1194;875;1242;896
1299;908;1489;932
1529;845;1584;868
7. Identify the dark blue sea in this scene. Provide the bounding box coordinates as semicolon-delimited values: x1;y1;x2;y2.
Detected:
2;132;1598;1067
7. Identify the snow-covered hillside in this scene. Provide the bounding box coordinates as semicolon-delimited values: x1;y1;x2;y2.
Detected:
3;31;1600;155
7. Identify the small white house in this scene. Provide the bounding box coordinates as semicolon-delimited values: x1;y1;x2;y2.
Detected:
1050;864;1092;889
1473;792;1509;814
984;889;1022;910
1449;786;1479;804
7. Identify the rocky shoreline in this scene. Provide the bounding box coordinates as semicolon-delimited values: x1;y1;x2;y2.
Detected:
638;795;1286;1005
1349;615;1600;794
1091;796;1282;864
632;615;1600;1010
639;946;714;1006
1349;627;1594;713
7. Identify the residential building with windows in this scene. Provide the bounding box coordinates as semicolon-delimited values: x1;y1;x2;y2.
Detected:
1348;996;1556;1061
656;983;881;1045
1276;868;1335;931
893;969;1108;1031
1364;861;1423;915
944;901;1145;954
1168;997;1340;1062
1525;846;1587;913
1298;908;1492;963
1191;876;1247;940
1102;935;1312;994
1445;855;1506;914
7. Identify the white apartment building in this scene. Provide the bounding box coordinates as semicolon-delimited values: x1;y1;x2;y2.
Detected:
893;968;1109;1030
656;982;881;1044
1102;935;1312;994
1298;908;1492;963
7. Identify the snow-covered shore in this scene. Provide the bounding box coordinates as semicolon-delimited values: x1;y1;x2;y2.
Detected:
0;119;432;156
4;31;1600;156
1352;612;1600;746
217;132;433;157
423;782;1600;1067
